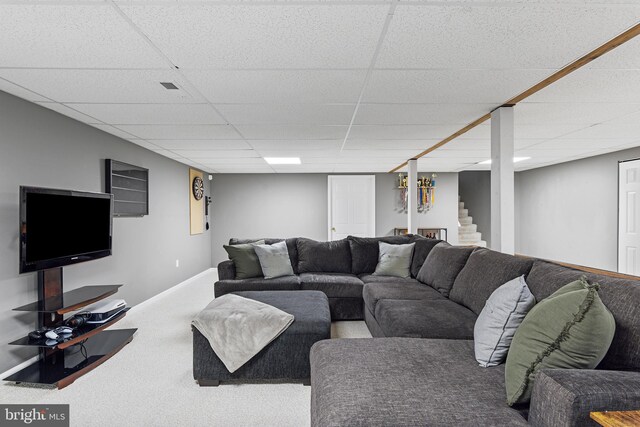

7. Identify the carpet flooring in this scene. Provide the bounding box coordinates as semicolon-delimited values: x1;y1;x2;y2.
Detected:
0;269;372;427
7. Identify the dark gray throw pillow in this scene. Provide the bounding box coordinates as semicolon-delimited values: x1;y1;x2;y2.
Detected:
348;235;413;274
297;238;352;274
410;238;443;278
223;240;265;279
416;242;473;297
449;248;534;315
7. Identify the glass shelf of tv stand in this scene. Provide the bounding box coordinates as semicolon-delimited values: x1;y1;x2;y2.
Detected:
9;308;130;350
13;285;122;315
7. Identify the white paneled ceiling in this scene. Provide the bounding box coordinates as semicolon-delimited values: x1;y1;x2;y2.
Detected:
0;1;639;174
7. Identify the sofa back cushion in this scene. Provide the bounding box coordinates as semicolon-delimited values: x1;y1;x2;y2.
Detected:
416;242;474;297
410;238;443;278
297;238;352;274
449;248;534;315
229;238;299;274
347;235;413;275
526;259;640;371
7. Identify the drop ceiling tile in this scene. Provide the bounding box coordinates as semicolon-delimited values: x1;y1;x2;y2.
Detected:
332;165;392;173
377;4;640;69
184;70;366;104
272;165;335;174
603;110;640;126
516;124;585;140
36;103;101;124
167;149;258;159
199;158;268;165
348;125;461;140
90;124;138;140
456;124;491;140
0;5;165;68
364;69;550;104
561;123;640;140
216;104;355;125
114;124;241;140
516;102;640;125
344;140;439;150
249;140;342;151
0;78;49;102
423;150;490;159
235;125;347;140
339;149;426;158
516;147;602;158
525;138;640;150
212;168;274;174
355;103;494;125
121;4;388;68
68;104;225;125
148;140;252;150
526;69;640;103
129;140;164;151
257;150;340;159
0;69;199;104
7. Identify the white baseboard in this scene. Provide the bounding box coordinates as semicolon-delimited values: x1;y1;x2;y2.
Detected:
133;268;216;311
0;268;217;381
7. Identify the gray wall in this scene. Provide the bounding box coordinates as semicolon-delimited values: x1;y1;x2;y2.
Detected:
516;146;640;271
211;172;458;263
458;171;491;248
0;91;212;374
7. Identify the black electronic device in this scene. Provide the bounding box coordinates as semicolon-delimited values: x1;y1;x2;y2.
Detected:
19;186;113;273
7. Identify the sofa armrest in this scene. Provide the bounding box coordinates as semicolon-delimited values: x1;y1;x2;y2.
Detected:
528;369;640;427
217;260;235;281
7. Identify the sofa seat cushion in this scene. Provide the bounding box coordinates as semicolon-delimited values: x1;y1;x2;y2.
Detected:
310;338;528;427
299;273;364;299
358;274;421;285
449;248;534;315
374;299;477;339
525;260;640;371
214;276;301;298
362;282;445;313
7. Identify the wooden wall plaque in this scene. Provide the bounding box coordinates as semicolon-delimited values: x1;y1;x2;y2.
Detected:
189;168;205;235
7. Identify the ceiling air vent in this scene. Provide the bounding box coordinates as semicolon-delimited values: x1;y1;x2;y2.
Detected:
160;82;179;90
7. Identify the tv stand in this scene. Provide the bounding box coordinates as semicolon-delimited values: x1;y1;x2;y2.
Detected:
4;267;136;389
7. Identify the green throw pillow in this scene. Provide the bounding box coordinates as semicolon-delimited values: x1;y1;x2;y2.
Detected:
223;240;265;279
504;278;615;406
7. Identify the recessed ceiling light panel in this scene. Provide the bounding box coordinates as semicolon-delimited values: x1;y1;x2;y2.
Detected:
264;157;301;165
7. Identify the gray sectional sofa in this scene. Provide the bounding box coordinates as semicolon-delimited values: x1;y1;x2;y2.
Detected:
215;236;640;426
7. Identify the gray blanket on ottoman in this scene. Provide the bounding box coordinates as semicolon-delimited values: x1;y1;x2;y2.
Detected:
192;294;295;373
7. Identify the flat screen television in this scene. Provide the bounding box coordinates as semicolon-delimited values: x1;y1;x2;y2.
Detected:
20;186;113;274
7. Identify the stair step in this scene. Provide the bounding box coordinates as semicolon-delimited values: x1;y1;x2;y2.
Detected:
458;202;465;209
459;216;473;226
459;240;487;248
458;208;469;218
459;232;482;241
458;224;477;233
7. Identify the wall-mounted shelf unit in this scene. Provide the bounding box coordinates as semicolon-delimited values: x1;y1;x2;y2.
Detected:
394;227;448;241
106;159;148;217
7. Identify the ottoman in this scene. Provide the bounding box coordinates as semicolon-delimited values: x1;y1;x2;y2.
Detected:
193;290;331;386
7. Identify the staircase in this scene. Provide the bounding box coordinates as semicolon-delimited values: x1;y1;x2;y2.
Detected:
458;197;487;247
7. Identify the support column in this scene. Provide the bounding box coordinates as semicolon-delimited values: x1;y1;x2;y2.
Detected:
408;158;418;234
491;106;515;254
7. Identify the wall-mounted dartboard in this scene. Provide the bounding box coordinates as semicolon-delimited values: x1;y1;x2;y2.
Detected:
192;176;204;200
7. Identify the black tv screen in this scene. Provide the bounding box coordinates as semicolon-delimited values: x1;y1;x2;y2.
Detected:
20;187;113;273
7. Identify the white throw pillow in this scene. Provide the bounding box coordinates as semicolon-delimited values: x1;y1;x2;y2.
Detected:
474;275;536;367
253;241;294;279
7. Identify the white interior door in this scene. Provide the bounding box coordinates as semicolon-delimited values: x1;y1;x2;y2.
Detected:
618;159;640;274
328;175;375;240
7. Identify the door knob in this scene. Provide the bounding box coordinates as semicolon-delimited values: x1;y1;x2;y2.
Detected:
331;227;336;232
